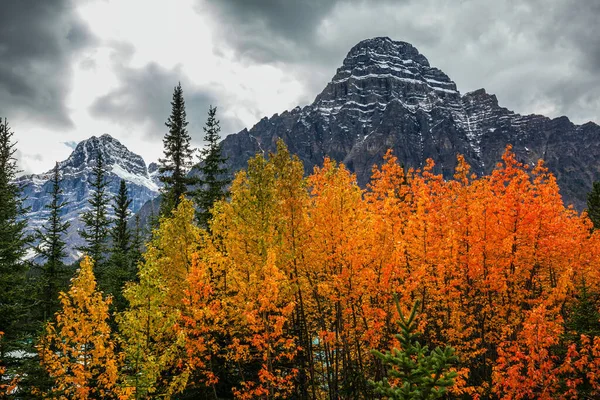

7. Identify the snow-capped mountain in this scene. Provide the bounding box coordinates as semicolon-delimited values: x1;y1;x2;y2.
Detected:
216;37;600;210
20;37;600;263
18;134;160;262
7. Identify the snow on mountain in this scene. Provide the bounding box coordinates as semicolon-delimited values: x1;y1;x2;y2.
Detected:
20;37;600;265
18;134;161;263
215;36;600;210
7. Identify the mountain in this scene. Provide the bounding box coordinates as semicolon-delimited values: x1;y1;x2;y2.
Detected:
18;134;160;263
216;37;600;210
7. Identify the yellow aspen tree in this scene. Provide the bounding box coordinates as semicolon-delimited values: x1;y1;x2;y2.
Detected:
37;256;121;399
271;140;315;398
211;146;298;399
153;196;206;307
118;199;202;399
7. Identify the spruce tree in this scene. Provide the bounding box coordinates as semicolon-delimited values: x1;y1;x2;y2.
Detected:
370;298;458;400
587;181;600;230
129;213;144;272
34;162;70;321
107;179;133;310
78;151;111;271
159;82;198;216
194;105;230;229
0;118;30;370
566;280;600;339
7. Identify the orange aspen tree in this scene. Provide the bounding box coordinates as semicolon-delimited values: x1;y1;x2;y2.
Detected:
180;252;222;397
363;147;598;397
305;158;375;398
211;148;297;399
37;256;121;399
493;305;567;400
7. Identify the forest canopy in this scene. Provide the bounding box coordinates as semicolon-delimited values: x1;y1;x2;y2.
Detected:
5;140;600;399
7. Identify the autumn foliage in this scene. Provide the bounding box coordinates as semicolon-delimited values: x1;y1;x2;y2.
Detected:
37;142;600;399
37;256;121;399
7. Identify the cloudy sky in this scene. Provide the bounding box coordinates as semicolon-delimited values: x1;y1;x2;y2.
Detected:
2;0;599;174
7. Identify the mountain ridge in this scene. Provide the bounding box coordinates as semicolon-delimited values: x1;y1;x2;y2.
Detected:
18;134;161;262
214;36;599;209
19;37;600;261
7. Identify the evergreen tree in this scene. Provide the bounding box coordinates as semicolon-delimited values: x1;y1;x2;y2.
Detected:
566;280;600;339
107;179;133;310
129;213;144;274
34;162;70;321
0;117;30;362
370;298;458;400
587;181;600;230
194;105;230;229
78;151;111;271
159;82;198;216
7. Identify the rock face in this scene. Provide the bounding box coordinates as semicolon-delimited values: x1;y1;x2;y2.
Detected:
18;134;160;263
23;37;599;262
217;37;600;210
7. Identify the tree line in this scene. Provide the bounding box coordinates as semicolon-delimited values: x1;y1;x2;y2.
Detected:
0;82;230;397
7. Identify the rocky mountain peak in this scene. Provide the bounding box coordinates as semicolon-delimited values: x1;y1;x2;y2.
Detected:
313;37;460;120
463;88;500;108
61;134;147;178
147;161;159;174
19;134;161;262
214;37;600;213
344;37;430;68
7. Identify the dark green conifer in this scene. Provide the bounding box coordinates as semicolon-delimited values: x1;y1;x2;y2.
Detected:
567;280;600;339
34;162;70;321
194;105;230;229
587;181;600;230
370;298;458;400
78;151;111;270
0;117;30;374
159;82;198;216
107;179;133;309
129;213;144;272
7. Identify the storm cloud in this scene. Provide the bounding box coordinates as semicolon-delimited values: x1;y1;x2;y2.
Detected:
3;0;600;174
0;0;95;128
90;46;243;146
200;0;600;124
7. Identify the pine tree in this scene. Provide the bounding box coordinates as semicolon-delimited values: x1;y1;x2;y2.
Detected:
0;117;30;364
129;213;144;274
194;105;230;229
78;151;111;271
159;82;198;216
370;298;458;400
107;179;133;310
567;280;600;339
587;181;600;230
37;256;122;399
34;162;70;321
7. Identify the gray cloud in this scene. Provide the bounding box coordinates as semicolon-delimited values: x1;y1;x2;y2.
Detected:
15;148;43;175
202;0;340;64
90;47;244;146
0;0;95;128
201;0;600;124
